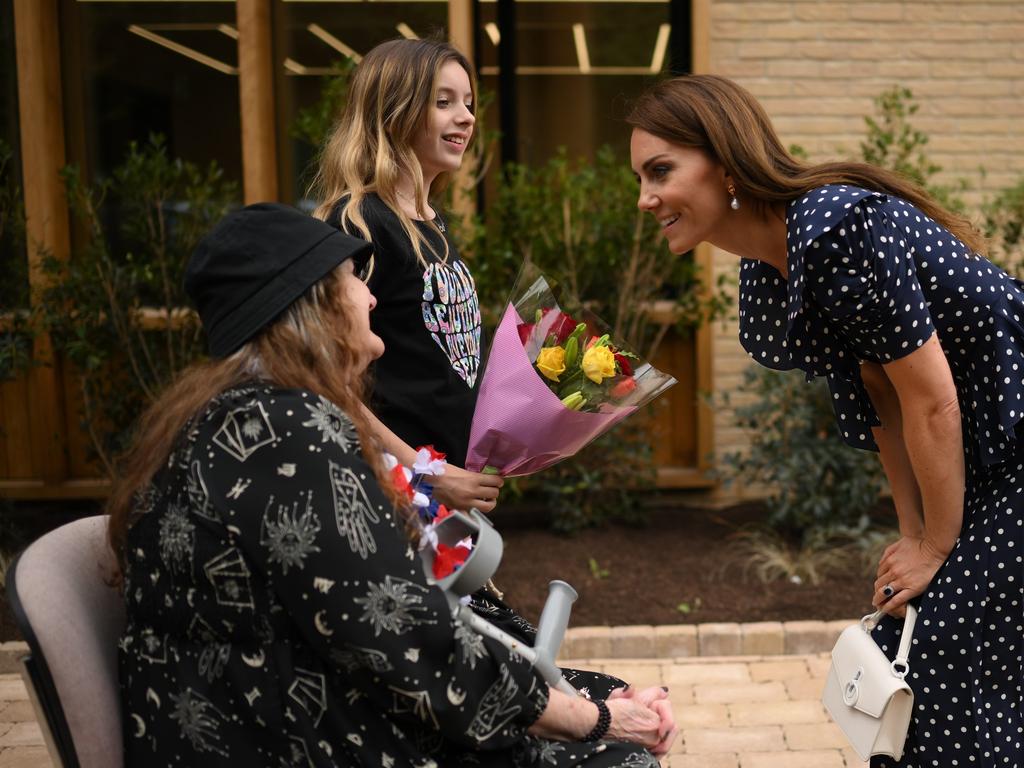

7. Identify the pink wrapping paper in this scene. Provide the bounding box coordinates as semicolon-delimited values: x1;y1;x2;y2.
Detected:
465;304;636;476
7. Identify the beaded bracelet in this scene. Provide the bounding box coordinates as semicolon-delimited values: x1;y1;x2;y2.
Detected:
583;698;611;742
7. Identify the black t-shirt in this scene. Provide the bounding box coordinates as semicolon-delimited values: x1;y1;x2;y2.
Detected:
327;194;482;466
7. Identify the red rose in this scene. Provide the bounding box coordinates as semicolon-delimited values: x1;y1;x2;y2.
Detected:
610;376;638;399
540;308;578;344
517;323;535;345
614;353;633;376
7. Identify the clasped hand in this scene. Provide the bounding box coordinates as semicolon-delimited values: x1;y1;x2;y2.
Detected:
873;535;949;616
606;685;678;757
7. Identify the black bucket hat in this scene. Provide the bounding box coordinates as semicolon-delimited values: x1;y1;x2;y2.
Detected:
185;202;372;358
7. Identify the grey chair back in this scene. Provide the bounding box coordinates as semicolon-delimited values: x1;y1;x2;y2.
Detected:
6;514;125;768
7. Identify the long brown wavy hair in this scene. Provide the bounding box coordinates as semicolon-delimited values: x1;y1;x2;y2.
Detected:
310;38;476;266
627;74;986;255
107;266;412;575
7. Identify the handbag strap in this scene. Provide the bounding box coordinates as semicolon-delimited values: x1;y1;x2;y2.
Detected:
862;604;918;679
894;604;918;666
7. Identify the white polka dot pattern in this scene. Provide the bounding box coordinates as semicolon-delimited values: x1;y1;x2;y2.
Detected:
738;184;1024;767
738;184;1024;468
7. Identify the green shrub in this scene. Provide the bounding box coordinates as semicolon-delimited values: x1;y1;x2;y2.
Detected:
721;366;885;540
983;178;1024;274
0;139;32;379
34;135;238;474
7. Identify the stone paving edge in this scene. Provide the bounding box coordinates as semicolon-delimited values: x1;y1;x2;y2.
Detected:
562;620;854;659
0;619;854;669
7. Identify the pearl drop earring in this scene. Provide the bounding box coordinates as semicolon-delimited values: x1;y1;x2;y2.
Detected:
728;184;740;211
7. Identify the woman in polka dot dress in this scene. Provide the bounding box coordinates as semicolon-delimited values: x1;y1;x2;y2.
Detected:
628;74;1022;767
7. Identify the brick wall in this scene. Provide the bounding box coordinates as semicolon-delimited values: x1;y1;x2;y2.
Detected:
706;0;1024;497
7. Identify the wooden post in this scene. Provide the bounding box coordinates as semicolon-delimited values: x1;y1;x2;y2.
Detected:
237;0;278;203
690;0;710;75
690;0;714;474
13;0;70;482
448;0;477;228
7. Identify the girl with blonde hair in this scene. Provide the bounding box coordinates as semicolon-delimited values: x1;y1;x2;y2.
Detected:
312;37;499;514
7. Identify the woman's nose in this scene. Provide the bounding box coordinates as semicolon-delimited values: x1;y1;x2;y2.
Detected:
637;186;658;211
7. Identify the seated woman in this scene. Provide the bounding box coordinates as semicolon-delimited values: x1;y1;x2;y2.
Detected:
109;203;676;767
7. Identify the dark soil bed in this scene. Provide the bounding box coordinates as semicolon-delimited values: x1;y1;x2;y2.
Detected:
0;498;884;642
493;501;879;627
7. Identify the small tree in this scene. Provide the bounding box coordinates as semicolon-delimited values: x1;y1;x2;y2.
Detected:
35;135;238;474
0;139;32;378
983;179;1024;274
721;367;884;539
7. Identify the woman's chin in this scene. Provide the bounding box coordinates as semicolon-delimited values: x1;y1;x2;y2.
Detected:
666;236;694;255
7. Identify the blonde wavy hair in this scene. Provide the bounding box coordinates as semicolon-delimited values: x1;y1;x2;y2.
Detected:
107;266;413;575
628;75;986;255
310;38;476;266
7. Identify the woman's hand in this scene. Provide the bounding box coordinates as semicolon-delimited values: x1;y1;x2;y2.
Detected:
604;697;663;750
873;535;949;616
607;686;678;756
431;464;504;513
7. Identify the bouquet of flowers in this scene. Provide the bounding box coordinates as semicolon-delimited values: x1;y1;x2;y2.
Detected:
465;271;677;476
524;311;639;412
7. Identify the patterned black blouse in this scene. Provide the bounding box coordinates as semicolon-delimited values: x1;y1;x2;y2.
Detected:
118;384;655;767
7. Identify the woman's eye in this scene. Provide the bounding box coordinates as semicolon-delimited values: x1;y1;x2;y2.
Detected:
653;165;670;179
436;98;450;108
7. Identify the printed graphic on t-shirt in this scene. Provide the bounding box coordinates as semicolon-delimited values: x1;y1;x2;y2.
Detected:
421;261;481;387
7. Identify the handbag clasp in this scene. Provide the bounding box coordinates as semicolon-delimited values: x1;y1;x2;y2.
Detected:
842;667;863;705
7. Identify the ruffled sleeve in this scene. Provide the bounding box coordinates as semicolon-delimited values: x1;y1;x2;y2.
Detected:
798;199;935;451
804;198;936;362
742;184;1024;466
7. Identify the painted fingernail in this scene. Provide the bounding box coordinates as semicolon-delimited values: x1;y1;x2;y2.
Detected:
661;686;669;693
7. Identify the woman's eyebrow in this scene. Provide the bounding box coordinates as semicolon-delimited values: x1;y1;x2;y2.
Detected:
641;154;669;172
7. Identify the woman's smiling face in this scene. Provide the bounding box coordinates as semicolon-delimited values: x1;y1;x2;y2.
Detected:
411;60;476;180
630;128;731;255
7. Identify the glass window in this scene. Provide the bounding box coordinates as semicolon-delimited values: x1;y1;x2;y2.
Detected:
273;0;450;207
478;0;675;167
59;0;242;189
1;0;27;311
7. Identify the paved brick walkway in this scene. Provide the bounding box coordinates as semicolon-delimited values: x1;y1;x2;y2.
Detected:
0;652;865;767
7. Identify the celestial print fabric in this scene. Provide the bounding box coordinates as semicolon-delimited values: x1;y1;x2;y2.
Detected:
739;185;1024;767
118;384;656;767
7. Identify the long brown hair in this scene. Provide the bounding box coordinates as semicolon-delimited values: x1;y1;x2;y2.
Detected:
107;267;412;574
627;75;986;254
310;38;477;266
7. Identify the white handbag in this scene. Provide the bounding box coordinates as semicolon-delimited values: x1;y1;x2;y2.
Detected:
822;605;917;761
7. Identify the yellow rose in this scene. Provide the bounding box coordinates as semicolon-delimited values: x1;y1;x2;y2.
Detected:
536;346;566;381
582;345;616;384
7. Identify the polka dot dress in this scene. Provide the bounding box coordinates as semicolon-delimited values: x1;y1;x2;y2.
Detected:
739;185;1024;767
